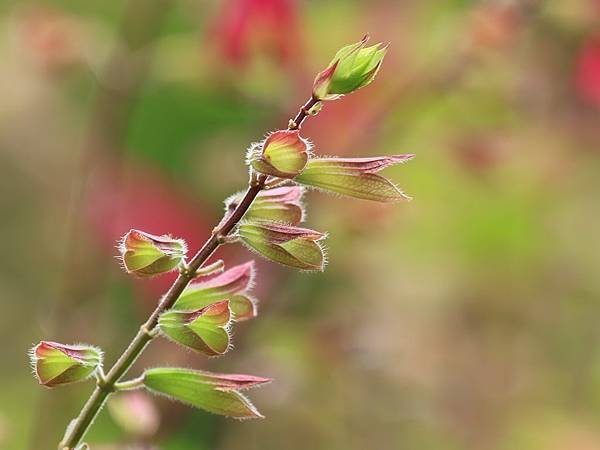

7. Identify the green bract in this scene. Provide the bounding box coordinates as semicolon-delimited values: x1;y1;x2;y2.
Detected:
173;261;255;312
238;221;326;271
143;368;271;419
225;186;305;225
313;35;388;100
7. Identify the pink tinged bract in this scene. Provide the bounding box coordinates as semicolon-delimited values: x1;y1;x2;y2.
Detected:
119;229;187;278
143;368;271;419
248;130;309;178
173;261;255;310
238;221;326;271
294;155;414;202
30;341;103;387
226;186;306;225
159;300;232;356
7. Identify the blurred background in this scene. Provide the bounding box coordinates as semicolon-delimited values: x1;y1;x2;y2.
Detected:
1;0;600;449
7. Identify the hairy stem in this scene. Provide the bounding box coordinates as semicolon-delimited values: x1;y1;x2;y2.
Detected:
58;97;317;450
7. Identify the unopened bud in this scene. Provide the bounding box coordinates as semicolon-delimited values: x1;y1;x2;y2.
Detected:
30;341;102;387
247;130;309;178
119;229;187;278
313;34;388;101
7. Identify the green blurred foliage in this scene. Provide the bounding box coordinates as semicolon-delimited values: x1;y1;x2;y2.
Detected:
1;0;600;449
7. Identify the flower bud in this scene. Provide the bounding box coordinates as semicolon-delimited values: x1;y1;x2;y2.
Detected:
247;130;309;178
295;155;414;202
159;300;231;356
30;341;103;387
225;186;305;225
238;221;326;271
313;35;388;101
143;367;271;419
119;229;187;278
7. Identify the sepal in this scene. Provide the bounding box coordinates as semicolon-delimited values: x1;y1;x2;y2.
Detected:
174;261;255;310
230;294;258;321
225;186;305;225
143;368;271;419
294;155;413;202
238;221;327;271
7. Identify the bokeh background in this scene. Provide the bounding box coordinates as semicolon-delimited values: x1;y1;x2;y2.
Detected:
2;0;600;449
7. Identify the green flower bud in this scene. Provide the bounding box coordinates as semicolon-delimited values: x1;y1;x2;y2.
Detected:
295;155;414;202
119;229;187;278
30;341;103;387
247;130;309;178
313;35;388;101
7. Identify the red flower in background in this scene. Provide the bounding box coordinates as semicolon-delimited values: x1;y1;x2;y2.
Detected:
211;0;301;67
17;7;83;73
575;35;600;107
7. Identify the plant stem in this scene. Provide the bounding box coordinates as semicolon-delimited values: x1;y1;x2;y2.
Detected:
58;97;317;450
114;375;145;391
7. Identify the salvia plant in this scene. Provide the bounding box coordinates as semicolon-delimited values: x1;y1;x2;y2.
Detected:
30;35;414;450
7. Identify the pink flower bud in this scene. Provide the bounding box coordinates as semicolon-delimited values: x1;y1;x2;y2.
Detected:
174;261;255;310
30;341;103;387
247;130;309;178
119;229;187;278
238;221;327;271
295;155;414;202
